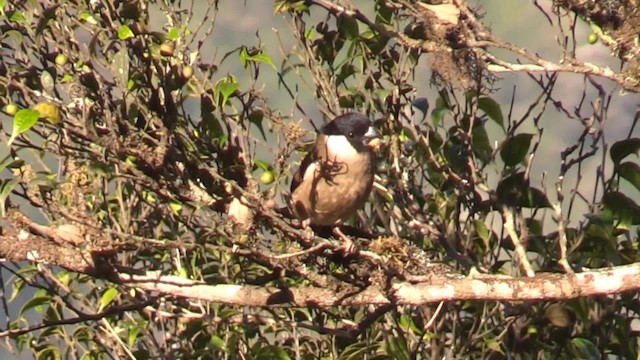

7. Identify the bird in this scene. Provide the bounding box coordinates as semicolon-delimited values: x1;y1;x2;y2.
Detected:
289;112;381;251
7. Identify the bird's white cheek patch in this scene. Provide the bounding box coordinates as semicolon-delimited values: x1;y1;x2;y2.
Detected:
303;162;318;181
326;135;358;161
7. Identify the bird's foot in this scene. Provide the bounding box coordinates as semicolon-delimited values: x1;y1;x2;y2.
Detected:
332;226;357;256
300;219;315;246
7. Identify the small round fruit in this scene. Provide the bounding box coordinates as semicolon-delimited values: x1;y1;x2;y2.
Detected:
182;65;193;80
260;171;275;185
55;54;68;66
160;42;175;56
5;103;18;116
587;33;598;44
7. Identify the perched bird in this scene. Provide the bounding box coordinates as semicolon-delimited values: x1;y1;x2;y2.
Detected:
289;112;381;248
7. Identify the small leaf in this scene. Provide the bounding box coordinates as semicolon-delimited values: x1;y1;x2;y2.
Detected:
20;295;52;316
602;191;640;227
254;160;271;172
80;12;97;25
431;107;449;127
112;48;130;88
9;10;26;23
524;187;551;208
472;124;492;162
209;336;228;352
474;220;490;243
478;96;504;130
169;200;182;214
496;172;551;208
610;138;640;164
8;109;40;145
0;179;17;217
40;70;55;94
167;27;180;41
118;25;134;40
215;76;239;107
617;161;640;194
98;288;119;312
239;47;276;70
128;324;141;347
248;109;266;140
501;133;534;167
337;15;359;40
411;97;429;119
570;338;601;360
253;345;291;360
201;93;223;138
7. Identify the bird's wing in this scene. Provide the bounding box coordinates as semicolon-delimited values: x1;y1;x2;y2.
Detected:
290;146;318;193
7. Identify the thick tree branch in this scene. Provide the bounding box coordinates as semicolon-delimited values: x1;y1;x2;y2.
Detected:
115;265;640;306
3;229;640;307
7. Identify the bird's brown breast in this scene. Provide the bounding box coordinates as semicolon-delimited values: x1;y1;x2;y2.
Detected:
290;151;374;226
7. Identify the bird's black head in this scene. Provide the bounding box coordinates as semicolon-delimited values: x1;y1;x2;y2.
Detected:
321;113;379;151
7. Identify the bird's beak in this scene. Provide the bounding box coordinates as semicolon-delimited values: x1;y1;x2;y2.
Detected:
362;126;382;148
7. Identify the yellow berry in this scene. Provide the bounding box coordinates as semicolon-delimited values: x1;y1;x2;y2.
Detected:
260;171;275;185
5;104;18;116
55;54;68;66
182;65;193;80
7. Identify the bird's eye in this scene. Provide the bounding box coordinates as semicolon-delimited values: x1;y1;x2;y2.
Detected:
348;132;354;138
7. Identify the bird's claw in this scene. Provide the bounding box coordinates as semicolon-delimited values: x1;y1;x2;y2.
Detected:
333;226;357;256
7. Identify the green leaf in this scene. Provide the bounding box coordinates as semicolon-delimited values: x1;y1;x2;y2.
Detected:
253;345;291;360
274;0;309;14
209;336;228;352
431;107;449;127
0;179;18;217
472;123;492;162
128;324;141;347
118;25;135;40
248;109;267;140
254;160;271;172
215;75;239;107
618;161;640;194
8;109;40;146
98;288;119;312
40;70;55;94
112;48;130;88
496;172;551;208
412;97;429;119
80;12;97;25
338;15;359;40
9;10;25;23
37;345;61;360
501;133;534;167
20;295;52;317
478;96;504;130
201;93;223;138
239;47;276;70
474;220;490;243
602;191;640;227
167;27;180;41
610;138;640;164
570;338;601;360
